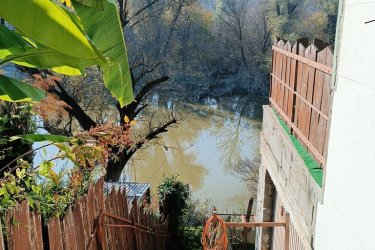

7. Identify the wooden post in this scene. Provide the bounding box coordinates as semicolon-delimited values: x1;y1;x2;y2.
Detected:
284;213;290;250
245;198;254;222
243;197;254;250
96;211;106;250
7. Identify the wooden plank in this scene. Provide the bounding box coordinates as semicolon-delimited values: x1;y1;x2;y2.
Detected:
123;191;133;249
86;184;97;250
293;43;306;135
110;189;119;250
61;208;78;250
285;213;290;250
289;43;298;131
139;206;146;250
245;198;254;222
284;42;292;121
0;219;4;250
29;212;43;250
6;200;32;250
94;179;105;211
72;201;86;250
47;216;64;250
280;40;288;114
225;221;285;228
129;201;139;250
309;47;326;155
283;42;292;116
155;221;160;250
277;40;286;109
321;47;333;159
104;190;115;250
104;192;112;249
297;43;311;149
272;46;332;74
115;191;125;250
303;44;318;145
112;191;123;249
274;41;281;105
93;179;105;250
271;48;278;104
298;45;310;142
79;197;91;249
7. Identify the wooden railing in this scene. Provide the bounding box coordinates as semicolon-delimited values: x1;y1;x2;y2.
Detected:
269;38;333;168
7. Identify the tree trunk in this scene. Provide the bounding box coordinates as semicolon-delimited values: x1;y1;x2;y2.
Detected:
105;117;177;181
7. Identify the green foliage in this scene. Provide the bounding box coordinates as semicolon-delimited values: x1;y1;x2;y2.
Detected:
0;0;134;106
10;134;72;143
73;0;133;107
0;158;96;221
158;175;190;218
0;142;103;221
0;75;46;102
266;0;339;45
158;175;191;249
181;226;203;250
0;121;131;221
0;0;102;61
0;102;35;172
74;0;104;10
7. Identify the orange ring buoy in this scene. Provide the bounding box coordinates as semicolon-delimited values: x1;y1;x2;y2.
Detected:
202;214;228;250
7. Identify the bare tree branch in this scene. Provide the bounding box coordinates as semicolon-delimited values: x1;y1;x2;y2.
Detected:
135;75;169;102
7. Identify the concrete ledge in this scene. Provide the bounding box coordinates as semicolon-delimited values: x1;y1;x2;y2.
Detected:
258;106;323;249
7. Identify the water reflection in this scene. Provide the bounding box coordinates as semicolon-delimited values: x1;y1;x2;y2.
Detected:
126;94;266;208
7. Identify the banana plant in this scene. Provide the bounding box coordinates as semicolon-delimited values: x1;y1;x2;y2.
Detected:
0;0;133;107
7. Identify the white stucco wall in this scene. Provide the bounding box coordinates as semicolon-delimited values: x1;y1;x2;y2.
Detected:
315;1;375;249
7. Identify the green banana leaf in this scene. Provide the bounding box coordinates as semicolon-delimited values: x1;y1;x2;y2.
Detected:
51;66;82;76
73;0;134;106
0;24;32;67
0;75;46;102
10;134;73;142
0;0;104;61
0;47;104;73
0;0;133;105
0;25;82;75
74;0;104;10
0;24;32;49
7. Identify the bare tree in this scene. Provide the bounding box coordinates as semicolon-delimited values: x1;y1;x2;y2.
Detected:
230;157;260;197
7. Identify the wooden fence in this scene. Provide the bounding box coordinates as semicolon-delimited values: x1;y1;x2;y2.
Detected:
269;38;333;168
0;179;168;250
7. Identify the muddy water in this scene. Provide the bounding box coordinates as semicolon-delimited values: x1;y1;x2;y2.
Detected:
125;95;265;209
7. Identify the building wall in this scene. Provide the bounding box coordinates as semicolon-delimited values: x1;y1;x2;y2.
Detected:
314;0;375;249
256;106;323;250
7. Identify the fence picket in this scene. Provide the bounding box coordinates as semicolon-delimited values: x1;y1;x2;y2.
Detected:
47;216;64;250
310;48;326;156
61;208;78;250
0;221;4;250
29;212;43;250
321;47;334;159
304;45;318;145
6;200;32;250
72;200;86;250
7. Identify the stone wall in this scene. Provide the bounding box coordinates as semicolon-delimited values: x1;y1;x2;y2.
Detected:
256;106;322;250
